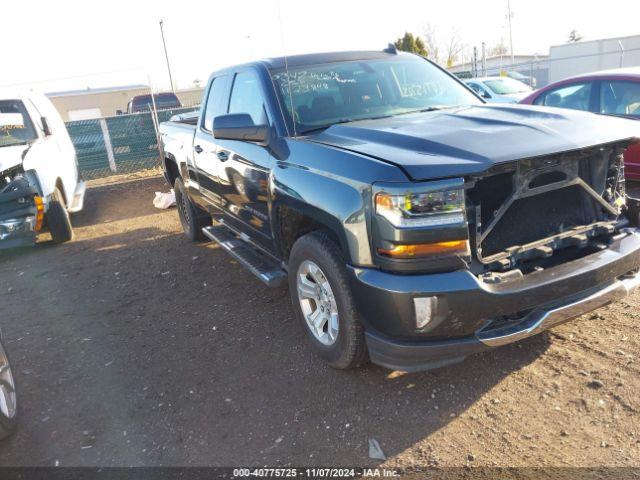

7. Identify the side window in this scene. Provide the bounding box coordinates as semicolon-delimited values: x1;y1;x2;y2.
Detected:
468;83;485;96
228;71;268;125
203;75;231;131
532;94;545;106
538;82;593;111
600;81;640;117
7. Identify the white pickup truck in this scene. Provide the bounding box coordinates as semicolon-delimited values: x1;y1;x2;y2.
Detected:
0;90;85;248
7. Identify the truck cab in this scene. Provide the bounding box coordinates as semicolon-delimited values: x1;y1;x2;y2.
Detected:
0;90;85;248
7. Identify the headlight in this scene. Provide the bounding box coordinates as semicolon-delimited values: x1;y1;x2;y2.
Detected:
374;179;469;260
375;185;465;228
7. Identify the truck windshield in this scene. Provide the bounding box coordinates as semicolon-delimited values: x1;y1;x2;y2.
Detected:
271;55;481;135
0;100;38;147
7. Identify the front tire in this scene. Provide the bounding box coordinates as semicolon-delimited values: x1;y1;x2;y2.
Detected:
47;188;73;244
174;177;211;242
0;338;17;440
288;231;368;370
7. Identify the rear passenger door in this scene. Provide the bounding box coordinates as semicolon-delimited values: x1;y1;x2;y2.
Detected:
192;75;232;210
597;80;640;177
598;80;640;117
213;69;274;250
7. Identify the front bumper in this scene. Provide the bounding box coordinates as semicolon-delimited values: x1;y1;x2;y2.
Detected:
0;180;40;250
348;230;640;372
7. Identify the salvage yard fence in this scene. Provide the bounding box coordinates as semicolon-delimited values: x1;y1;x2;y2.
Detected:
66;105;199;180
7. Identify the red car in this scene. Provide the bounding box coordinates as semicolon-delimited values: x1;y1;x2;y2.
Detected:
520;68;640;181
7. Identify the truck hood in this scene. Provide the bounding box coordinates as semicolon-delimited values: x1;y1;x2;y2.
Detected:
307;104;640;180
0;144;28;173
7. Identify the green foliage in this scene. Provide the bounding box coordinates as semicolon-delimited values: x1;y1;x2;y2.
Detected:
394;32;428;57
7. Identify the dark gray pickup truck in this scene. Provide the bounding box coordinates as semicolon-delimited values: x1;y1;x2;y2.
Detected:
160;49;640;372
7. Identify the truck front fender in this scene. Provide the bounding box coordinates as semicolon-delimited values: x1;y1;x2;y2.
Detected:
270;162;374;267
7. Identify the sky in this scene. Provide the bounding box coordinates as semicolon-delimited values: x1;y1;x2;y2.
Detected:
3;0;639;93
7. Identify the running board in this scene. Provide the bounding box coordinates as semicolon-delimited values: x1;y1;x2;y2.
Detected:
202;225;287;288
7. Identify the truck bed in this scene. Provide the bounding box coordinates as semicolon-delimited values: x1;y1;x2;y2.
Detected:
159;115;197;152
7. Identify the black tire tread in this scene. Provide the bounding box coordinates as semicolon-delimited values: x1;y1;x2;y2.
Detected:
289;230;368;370
47;188;73;244
174;177;211;242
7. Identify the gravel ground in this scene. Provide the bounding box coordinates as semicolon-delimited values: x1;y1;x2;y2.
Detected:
0;173;638;469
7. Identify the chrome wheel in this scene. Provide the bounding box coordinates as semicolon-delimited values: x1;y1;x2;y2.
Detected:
296;260;339;346
0;340;16;420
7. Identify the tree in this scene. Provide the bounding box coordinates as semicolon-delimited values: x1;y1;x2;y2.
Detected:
421;23;441;64
193;79;202;88
444;32;464;68
488;39;508;57
394;32;428;57
568;29;584;43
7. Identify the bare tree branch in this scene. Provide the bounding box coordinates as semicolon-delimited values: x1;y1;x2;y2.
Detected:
421;23;440;64
445;30;465;68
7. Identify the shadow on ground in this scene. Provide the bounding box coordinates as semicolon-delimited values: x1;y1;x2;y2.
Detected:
72;176;169;228
0;176;551;467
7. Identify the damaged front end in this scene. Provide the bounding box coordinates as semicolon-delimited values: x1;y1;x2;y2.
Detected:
0;168;43;250
467;140;639;283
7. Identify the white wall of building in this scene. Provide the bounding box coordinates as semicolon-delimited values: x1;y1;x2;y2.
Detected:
548;35;640;83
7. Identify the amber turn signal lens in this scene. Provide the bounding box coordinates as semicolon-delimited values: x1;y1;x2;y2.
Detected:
378;240;469;258
34;196;44;231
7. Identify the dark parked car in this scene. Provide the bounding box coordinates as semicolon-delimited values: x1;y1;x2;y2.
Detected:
520;68;640;181
126;92;182;114
160;49;640;372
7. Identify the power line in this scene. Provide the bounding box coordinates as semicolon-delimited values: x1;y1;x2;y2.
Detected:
0;68;145;88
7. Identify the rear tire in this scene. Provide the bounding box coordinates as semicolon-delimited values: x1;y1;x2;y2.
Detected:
47;188;73;244
174;177;211;242
0;338;17;440
288;230;368;370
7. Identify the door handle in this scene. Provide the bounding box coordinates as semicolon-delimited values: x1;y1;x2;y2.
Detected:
193;145;203;154
217;151;229;161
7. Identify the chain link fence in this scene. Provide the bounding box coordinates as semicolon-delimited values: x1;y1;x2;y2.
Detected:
456;44;640;89
66;106;199;179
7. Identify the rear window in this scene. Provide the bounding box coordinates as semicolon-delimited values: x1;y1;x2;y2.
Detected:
131;93;182;112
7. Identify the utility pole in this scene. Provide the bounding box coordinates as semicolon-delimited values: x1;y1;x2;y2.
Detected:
473;46;478;78
507;0;514;65
159;19;175;93
481;42;487;76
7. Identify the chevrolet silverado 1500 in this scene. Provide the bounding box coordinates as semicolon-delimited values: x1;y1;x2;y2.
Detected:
160;49;640;371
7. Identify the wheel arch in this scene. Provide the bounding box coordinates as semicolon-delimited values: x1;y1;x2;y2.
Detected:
163;153;180;187
274;201;352;265
270;169;374;268
54;177;68;205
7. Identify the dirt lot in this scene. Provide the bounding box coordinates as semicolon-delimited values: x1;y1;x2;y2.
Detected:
0;173;639;469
